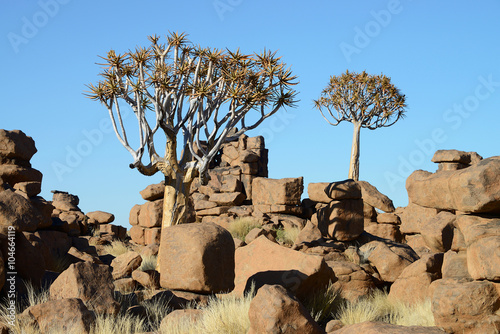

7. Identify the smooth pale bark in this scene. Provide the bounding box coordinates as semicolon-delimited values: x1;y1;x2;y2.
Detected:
156;137;196;271
348;122;361;181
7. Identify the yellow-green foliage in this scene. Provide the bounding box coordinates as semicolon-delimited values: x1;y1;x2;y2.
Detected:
275;226;301;246
91;314;145;334
138;255;158;272
160;287;255;334
102;240;130;257
337;290;435;327
304;281;342;325
227;217;261;240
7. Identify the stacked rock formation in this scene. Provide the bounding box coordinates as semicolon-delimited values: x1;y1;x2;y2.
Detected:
129;181;165;245
0;130;119;290
399;149;500;333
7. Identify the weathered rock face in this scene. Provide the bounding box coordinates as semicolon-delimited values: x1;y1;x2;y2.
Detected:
110;251;142;280
432;149;482;165
388;253;443;304
0;188;44;232
330;321;447;334
247;284;324;334
234;236;335;300
421;211;455;252
357;181;395;213
307;182;332;203
0;129;37;161
456;214;500;281
407;157;500;214
431;278;500;334
316;199;364;241
140;181;165;201
399;203;438;235
86;210;115;224
50;262;120;315
252;177;303;206
326;261;375;301
20;298;95;334
359;240;419;283
159;222;235;293
441;250;471;280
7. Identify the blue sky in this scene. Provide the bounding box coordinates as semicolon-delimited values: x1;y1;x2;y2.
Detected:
2;0;500;227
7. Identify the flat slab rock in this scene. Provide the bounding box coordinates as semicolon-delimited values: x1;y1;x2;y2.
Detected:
331;321;447;333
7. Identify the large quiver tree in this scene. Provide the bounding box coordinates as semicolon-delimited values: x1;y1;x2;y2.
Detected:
86;32;297;228
314;70;407;181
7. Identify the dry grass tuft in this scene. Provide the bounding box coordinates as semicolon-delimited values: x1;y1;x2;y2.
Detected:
336;289;435;327
275;226;301;246
227;217;261;240
138;255;158;272
102;240;130;257
304;281;343;325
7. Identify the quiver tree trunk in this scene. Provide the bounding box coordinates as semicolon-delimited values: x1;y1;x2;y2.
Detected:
348;122;361;181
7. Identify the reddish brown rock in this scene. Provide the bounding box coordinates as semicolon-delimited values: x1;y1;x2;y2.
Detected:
159;222;235;293
324;179;361;200
376;212;400;224
252;177;303;206
316;199;364;241
114;277;137;293
209;191;246;206
421;211;455;252
358;180;395;212
294;221;323;247
0;165;43;188
129;204;141;226
0;129;37;161
67;247;102;265
431;149;481;164
144;227;161;245
431;278;500;334
441;250;471;280
132;269;160;289
138;199;163;228
358;240;419;282
234;236;335;300
130;225;145;245
307;182;331;203
194;199;217;211
20;298;94;334
399;203;438;234
99;224;127;240
50;262;120;315
456;214;500;246
248;284;324;334
196;206;231;216
330;321;446;333
406;234;432;257
407;157;500;214
13;181;41;197
364;222;403;243
12;231;46;286
326;261;375;301
140;181;165;201
389;253;443;304
0;188;43;232
467;236;500;281
111;251;142;280
86;210;115;224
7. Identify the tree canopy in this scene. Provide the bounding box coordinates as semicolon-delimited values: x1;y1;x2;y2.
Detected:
314;70;407;180
86;32;298;183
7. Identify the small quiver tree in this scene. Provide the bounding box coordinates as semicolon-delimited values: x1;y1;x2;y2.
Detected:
314;70;407;181
86;32;298;230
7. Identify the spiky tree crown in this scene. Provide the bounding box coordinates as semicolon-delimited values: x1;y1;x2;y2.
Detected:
314;70;406;129
86;32;298;178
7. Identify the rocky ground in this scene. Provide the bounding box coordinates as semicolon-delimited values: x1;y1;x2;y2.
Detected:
1;129;499;334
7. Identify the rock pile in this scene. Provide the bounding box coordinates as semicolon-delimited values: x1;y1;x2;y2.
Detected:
0;130;118;291
400;150;500;333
